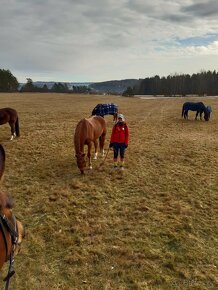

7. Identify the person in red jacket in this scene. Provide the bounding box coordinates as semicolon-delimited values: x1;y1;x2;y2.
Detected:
109;113;129;169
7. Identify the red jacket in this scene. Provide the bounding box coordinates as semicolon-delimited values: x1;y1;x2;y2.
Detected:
110;122;129;145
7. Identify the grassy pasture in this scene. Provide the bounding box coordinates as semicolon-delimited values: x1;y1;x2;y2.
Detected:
0;93;217;290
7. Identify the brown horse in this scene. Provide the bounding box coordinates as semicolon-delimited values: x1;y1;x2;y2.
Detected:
0;108;20;140
74;116;107;174
0;145;24;288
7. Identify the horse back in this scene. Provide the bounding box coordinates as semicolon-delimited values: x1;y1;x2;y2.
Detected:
92;103;118;116
183;102;205;111
86;116;106;138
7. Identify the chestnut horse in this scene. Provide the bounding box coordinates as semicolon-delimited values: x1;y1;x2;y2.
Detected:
0;108;20;140
0;144;24;289
74;116;107;174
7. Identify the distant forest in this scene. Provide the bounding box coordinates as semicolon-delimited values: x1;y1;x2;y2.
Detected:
19;78;90;94
134;70;218;96
0;68;218;96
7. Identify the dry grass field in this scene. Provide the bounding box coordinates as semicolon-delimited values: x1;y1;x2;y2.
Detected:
0;93;217;290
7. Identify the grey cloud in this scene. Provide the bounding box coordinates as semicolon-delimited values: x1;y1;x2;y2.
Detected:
0;0;217;82
182;0;218;18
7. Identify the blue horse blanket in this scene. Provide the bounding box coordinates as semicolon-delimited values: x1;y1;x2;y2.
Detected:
92;103;118;116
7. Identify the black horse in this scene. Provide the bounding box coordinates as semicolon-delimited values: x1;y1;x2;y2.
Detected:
91;103;118;121
182;102;212;121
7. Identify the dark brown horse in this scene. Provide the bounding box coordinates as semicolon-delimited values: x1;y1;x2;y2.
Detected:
74;116;107;174
0;145;24;288
0;108;20;140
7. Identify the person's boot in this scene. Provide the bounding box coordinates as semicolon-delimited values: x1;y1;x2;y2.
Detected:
120;160;124;170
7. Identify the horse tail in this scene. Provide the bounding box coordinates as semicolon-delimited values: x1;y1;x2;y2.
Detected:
15;117;20;137
0;144;5;181
182;105;184;117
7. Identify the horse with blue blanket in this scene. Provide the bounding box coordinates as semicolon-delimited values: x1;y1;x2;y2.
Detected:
91;103;118;121
182;102;212;121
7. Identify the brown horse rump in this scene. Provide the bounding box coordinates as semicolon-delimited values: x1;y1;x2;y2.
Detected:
0;107;20;139
74;115;106;143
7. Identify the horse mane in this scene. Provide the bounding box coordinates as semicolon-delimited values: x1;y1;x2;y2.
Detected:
0;192;14;210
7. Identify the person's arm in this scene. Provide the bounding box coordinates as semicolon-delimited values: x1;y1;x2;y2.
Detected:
125;125;129;146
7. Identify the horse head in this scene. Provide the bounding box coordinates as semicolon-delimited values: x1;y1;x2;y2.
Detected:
75;153;86;174
207;106;212;112
0;205;25;259
204;106;212;121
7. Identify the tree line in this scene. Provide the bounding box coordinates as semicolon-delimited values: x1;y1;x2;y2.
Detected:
20;78;91;93
0;69;19;92
134;70;218;96
0;70;90;93
1;68;218;95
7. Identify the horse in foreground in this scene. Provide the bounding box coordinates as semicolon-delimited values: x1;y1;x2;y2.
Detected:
0;145;25;288
91;103;118;122
182;102;212;121
74;116;107;174
0;108;20;140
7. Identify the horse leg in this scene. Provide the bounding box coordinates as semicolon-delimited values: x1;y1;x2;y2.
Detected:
87;143;92;169
9;123;16;140
195;111;198;120
200;111;203;120
99;133;106;156
93;140;98;160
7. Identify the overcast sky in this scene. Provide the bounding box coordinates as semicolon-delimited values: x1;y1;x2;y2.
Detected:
1;0;218;83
